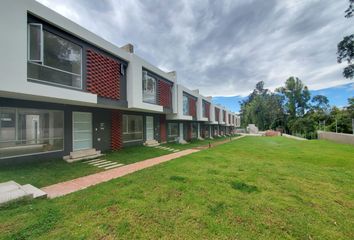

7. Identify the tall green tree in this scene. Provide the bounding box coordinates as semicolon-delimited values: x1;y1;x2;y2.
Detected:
240;81;285;131
337;0;354;79
311;95;330;112
276;77;311;119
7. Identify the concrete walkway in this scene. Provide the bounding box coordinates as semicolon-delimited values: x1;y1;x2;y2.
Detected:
42;149;199;198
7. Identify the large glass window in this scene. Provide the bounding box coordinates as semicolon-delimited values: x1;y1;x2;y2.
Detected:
142;71;157;104
167;123;179;142
123;115;143;143
183;95;189;115
28;24;82;89
0;108;64;159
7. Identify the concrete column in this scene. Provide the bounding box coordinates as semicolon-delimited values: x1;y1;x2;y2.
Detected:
197;123;203;140
209;125;213;139
178;122;187;144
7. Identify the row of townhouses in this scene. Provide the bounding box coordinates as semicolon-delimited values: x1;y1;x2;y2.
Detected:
0;0;240;162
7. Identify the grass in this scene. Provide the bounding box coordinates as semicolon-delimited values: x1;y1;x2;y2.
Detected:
162;135;237;150
0;137;353;239
0;145;170;188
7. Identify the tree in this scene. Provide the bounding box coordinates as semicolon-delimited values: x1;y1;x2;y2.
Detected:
347;97;354;116
276;77;311;119
337;0;354;79
288;117;316;139
345;0;354;18
240;81;285;131
311;95;330;112
327;106;352;133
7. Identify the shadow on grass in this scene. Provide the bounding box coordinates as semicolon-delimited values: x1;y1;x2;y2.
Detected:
231;181;259;193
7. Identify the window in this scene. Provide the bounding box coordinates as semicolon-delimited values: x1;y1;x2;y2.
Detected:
167;123;179;142
183;95;189;115
28;23;43;62
0;108;64;159
123;115;143;143
142;71;157;104
27;24;82;89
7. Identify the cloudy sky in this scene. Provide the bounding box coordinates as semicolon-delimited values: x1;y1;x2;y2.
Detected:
37;0;353;110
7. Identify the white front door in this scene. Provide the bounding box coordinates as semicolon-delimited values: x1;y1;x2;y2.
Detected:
73;112;92;151
146;116;154;141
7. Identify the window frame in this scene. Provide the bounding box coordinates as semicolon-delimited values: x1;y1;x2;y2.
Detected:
183;95;189;116
122;114;143;143
167;122;179;142
142;71;157;104
27;24;83;90
27;23;43;63
0;107;65;159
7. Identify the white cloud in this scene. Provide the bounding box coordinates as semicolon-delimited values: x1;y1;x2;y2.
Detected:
36;0;354;97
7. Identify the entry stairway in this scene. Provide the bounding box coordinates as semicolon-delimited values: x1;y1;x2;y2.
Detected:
63;148;103;163
0;181;47;206
144;139;160;147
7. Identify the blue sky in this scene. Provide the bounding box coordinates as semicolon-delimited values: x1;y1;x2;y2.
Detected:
213;83;354;113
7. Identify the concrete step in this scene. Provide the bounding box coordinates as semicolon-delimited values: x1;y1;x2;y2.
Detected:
87;159;107;165
0;181;21;193
104;163;124;170
0;181;46;205
95;162;118;168
144;140;160;147
64;153;104;163
22;184;47;199
70;148;99;159
0;181;42;205
0;188;32;205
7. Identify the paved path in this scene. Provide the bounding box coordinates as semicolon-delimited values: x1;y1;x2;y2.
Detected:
42;149;199;198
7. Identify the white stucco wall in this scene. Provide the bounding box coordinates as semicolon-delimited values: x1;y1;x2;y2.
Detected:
166;84;198;121
0;0;134;105
126;54;176;113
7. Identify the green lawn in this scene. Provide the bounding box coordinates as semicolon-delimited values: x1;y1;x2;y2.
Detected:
1;137;354;239
162;135;236;150
0;146;170;188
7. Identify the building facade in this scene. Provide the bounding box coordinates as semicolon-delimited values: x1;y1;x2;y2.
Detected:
0;0;240;162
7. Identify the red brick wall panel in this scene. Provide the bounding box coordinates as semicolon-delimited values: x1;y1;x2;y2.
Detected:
111;110;122;150
215;108;220;121
87;49;120;100
160;115;167;143
189;98;197;117
204;101;210;120
158;80;172;108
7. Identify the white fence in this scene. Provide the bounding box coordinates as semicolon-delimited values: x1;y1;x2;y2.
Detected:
317;131;354;145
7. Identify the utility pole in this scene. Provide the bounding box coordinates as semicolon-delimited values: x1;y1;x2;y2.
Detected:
336;118;338;133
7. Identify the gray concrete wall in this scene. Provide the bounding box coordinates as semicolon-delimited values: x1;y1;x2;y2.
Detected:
283;134;307;141
317;131;354;145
